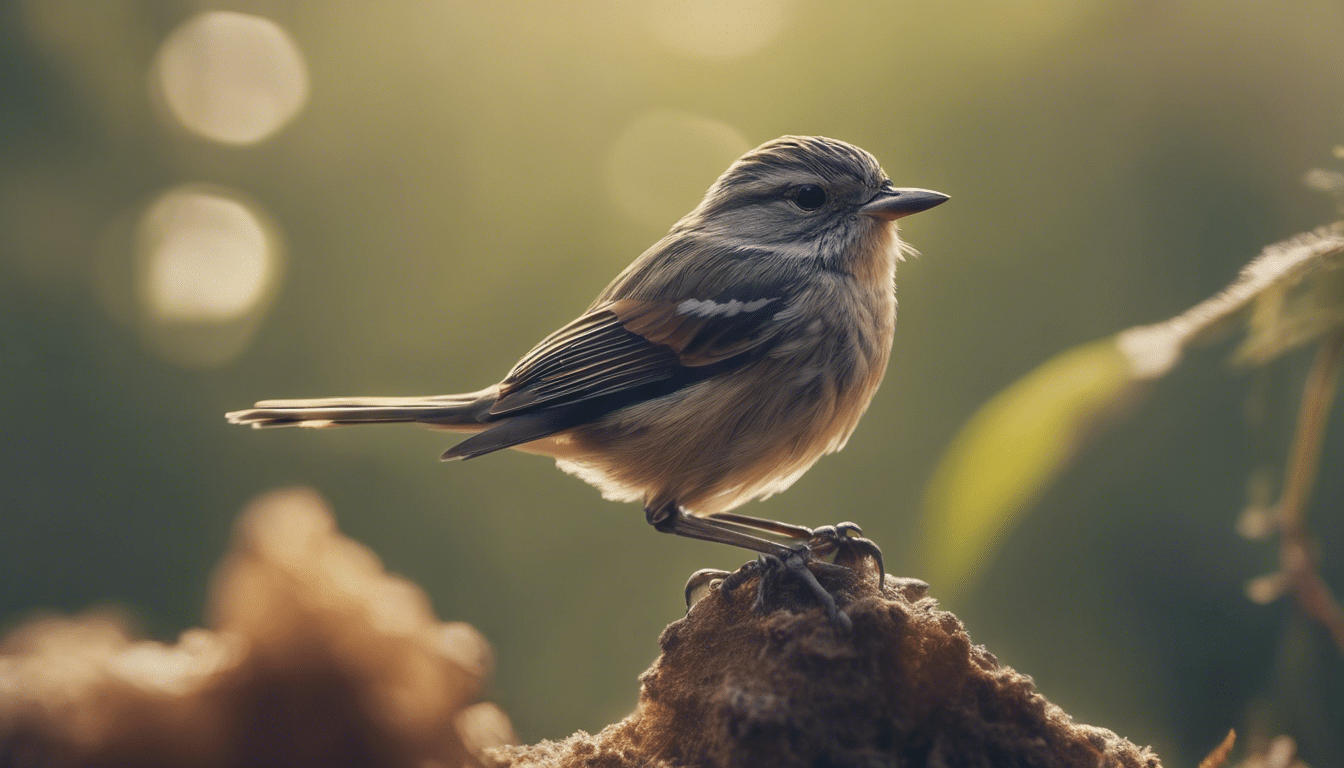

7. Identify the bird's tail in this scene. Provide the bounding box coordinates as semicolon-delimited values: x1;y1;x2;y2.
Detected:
225;389;497;430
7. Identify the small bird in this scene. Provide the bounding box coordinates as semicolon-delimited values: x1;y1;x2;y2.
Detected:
228;136;946;619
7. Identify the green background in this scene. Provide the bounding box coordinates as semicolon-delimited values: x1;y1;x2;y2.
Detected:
3;2;1343;764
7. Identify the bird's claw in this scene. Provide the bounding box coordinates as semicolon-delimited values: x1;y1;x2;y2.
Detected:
684;568;733;610
806;521;886;590
682;521;886;630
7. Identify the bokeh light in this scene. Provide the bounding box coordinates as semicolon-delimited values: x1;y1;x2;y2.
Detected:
139;188;272;323
646;0;788;60
605;110;751;230
132;184;284;367
151;11;309;145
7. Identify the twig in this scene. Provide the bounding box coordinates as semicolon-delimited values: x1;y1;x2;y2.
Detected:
1277;330;1344;653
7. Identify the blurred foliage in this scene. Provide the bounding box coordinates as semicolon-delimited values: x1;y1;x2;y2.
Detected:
4;1;1344;765
923;337;1140;594
925;226;1344;594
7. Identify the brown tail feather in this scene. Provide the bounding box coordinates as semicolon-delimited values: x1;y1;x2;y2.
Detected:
225;388;497;430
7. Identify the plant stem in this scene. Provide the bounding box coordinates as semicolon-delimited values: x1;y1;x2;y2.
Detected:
1278;331;1344;653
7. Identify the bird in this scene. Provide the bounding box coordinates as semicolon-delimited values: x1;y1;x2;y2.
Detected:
227;135;947;621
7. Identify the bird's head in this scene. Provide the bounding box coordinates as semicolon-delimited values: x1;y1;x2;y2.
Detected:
677;135;948;272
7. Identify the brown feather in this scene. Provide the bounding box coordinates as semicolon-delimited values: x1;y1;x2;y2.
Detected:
608;298;776;366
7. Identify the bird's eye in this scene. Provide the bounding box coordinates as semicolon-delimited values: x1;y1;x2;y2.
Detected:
792;184;827;211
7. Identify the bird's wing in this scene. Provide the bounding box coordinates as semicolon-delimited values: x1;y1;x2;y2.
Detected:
486;293;786;418
441;294;789;460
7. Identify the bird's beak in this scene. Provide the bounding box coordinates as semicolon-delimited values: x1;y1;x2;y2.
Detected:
859;187;950;221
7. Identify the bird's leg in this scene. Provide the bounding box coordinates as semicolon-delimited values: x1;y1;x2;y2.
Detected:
645;502;796;558
704;511;815;541
650;503;877;628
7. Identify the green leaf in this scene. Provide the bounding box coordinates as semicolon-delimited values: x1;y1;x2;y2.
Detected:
921;339;1138;595
922;225;1344;596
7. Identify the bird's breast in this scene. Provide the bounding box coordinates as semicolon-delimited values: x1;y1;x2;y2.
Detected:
773;274;895;397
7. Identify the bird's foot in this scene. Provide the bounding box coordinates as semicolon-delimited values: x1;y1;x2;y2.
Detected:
700;513;886;590
805;522;886;590
706;551;851;630
685;522;886;630
669;511;889;629
767;549;854;631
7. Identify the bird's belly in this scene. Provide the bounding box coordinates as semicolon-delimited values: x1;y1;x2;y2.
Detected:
543;351;885;515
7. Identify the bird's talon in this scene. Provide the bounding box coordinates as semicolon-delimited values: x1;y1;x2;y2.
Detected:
684;568;731;610
684;522;884;628
836;521;863;538
844;535;886;590
799;522;884;588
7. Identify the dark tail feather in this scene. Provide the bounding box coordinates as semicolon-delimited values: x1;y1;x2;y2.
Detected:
225;389;496;429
